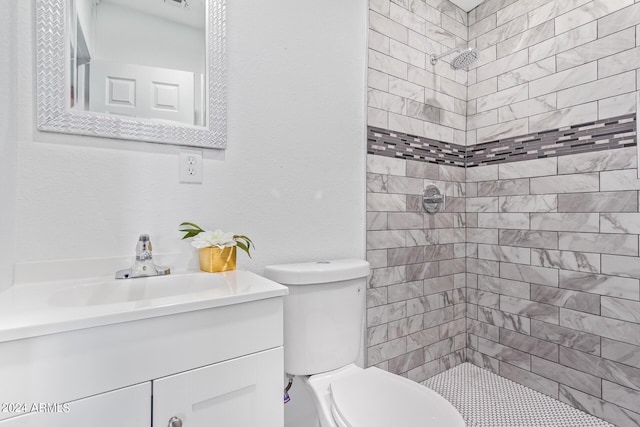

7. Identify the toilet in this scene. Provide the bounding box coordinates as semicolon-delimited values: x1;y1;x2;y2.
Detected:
263;259;466;427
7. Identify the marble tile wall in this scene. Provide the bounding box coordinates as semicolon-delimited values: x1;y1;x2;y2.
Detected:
367;0;640;425
467;0;640;145
463;2;640;422
466;146;640;427
368;0;469;145
366;154;467;382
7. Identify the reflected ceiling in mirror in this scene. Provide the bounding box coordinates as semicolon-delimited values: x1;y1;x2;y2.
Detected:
37;0;226;149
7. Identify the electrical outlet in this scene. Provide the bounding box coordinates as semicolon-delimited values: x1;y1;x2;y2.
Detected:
179;151;203;183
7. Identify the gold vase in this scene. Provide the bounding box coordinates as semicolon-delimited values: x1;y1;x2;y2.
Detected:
199;246;237;273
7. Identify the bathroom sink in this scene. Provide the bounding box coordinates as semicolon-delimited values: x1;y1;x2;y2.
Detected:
0;270;288;343
49;273;238;307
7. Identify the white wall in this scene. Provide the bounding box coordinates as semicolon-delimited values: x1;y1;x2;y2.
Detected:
16;0;367;267
0;0;17;292
15;0;366;424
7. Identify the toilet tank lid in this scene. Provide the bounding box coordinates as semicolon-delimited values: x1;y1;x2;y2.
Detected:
263;259;370;285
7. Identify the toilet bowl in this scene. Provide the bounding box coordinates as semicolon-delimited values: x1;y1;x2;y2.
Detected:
263;259;465;427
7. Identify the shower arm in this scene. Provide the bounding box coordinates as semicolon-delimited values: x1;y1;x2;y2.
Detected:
430;47;461;65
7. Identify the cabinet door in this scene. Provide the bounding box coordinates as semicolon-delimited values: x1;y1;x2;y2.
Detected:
0;382;150;427
153;347;283;427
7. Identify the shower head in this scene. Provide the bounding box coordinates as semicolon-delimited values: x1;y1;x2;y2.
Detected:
451;48;479;69
430;47;480;70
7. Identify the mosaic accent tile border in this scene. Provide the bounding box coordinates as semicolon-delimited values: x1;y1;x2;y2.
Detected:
368;114;636;168
367;127;467;167
467;114;637;167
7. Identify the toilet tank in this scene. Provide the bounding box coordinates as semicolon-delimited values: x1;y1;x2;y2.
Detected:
263;259;370;376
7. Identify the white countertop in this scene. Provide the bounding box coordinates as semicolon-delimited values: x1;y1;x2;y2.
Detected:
0;270;288;343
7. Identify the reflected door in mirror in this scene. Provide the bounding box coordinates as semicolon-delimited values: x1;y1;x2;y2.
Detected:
70;0;206;126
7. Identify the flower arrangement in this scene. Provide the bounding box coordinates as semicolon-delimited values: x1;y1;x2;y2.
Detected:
180;222;254;272
179;222;254;257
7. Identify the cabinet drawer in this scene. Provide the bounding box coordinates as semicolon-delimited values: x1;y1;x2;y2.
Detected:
0;383;150;427
153;347;283;427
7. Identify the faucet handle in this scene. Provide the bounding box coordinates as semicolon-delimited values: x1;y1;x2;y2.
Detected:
136;234;153;261
115;234;171;279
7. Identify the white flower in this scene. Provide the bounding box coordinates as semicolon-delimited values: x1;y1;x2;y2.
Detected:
191;229;237;249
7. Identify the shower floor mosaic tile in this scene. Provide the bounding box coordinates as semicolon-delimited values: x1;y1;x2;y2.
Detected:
422;363;613;427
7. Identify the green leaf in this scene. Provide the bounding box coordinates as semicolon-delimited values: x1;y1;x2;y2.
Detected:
179;222;205;240
234;235;254;246
233;234;254;258
180;222;204;231
235;241;252;258
180;230;202;240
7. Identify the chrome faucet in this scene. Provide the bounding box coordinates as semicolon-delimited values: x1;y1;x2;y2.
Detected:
115;234;171;279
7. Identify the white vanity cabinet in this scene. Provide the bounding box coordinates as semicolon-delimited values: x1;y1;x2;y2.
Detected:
0;271;287;427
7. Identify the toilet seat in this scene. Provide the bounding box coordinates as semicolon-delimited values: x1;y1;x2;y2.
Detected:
329;367;465;427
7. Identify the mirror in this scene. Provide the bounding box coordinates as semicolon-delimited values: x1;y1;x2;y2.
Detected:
37;0;226;149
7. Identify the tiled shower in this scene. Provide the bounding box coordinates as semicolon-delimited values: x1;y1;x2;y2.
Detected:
366;0;640;426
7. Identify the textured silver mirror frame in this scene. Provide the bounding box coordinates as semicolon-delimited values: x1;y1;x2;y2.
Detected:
36;0;227;149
